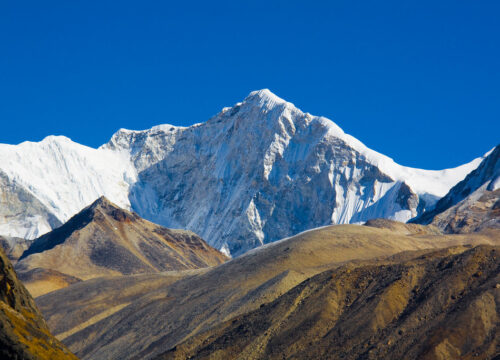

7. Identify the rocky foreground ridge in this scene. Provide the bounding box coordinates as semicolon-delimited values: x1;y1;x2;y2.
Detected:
0;246;78;359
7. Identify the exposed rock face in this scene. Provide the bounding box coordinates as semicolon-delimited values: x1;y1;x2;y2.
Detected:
16;197;227;296
0;90;484;256
430;187;500;234
0;235;33;263
0;246;78;359
36;224;500;360
158;245;500;360
412;145;500;233
0;170;62;240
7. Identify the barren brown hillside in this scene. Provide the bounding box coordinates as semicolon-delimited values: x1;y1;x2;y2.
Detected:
159;245;500;360
16;196;227;296
37;223;500;360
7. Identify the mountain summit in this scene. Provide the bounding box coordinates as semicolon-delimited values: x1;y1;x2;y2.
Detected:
0;90;487;256
16;197;227;296
103;89;485;255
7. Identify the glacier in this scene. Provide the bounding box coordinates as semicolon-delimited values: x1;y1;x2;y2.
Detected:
0;89;486;255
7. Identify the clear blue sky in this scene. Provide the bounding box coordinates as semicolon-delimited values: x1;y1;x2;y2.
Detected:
1;1;498;169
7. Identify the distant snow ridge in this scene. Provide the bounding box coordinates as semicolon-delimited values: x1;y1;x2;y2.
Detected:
0;89;485;256
411;144;500;227
0;136;137;239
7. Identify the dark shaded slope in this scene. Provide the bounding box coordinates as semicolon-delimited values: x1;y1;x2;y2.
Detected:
36;271;200;343
160;245;500;360
0;246;77;359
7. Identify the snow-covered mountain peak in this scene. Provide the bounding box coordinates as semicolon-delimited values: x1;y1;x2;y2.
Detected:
245;88;289;108
0;89;490;256
230;90;396;173
10;135;75;150
39;134;72;144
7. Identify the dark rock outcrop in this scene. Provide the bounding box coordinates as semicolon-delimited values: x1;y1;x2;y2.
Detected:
0;246;78;359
